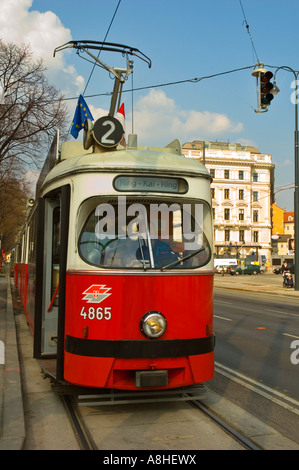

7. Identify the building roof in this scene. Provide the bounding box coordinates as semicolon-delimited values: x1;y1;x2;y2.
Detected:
284;212;295;223
182;140;261;154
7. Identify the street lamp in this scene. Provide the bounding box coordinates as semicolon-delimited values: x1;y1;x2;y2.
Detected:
273;66;299;290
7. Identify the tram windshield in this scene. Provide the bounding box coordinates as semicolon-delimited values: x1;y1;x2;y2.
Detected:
78;198;212;270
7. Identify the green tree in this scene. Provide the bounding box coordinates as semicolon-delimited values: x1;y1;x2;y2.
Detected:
0;174;29;255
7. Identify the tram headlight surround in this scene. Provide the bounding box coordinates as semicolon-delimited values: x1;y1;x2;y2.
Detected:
140;311;167;339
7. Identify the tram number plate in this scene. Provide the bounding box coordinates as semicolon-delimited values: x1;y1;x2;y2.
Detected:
93;116;123;148
80;306;112;321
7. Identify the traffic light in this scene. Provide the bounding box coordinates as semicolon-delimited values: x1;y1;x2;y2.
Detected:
252;65;276;113
260;71;274;109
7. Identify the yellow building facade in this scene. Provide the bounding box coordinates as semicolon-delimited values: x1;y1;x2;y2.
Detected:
272;202;285;235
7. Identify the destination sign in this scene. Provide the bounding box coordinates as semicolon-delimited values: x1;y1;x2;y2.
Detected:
114;176;188;194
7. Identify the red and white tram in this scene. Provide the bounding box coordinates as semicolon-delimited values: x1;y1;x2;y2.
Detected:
14;42;214;393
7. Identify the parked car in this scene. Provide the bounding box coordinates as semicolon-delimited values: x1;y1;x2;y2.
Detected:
229;264;261;275
273;264;295;274
287;264;295;274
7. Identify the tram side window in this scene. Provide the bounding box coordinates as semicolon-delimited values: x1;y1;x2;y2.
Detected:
28;212;37;265
78;199;211;270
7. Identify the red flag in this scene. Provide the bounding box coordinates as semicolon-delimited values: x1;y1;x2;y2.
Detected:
115;103;125;131
115;103;126;146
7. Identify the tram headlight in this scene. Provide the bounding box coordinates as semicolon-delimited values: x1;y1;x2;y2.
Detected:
140;311;167;339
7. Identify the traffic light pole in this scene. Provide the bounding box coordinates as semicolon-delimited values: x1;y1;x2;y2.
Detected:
295;82;299;291
273;66;299;290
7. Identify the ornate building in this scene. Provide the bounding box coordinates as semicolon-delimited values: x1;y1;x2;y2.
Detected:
182;141;275;263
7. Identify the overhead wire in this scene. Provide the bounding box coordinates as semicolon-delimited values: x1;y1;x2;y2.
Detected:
61;2;291;219
238;0;260;64
82;0;122;97
60;64;256;102
66;0;122;137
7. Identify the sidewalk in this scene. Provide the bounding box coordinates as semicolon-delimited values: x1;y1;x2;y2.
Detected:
0;274;25;450
214;272;299;298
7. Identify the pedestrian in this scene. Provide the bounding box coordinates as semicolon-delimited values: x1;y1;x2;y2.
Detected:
281;260;290;287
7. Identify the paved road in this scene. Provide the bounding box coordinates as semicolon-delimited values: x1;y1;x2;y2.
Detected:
213;285;299;401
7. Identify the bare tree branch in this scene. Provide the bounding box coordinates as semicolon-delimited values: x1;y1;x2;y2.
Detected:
0;39;69;170
0;39;70;254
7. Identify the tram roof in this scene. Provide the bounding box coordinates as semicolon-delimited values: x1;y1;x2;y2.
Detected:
42;142;211;190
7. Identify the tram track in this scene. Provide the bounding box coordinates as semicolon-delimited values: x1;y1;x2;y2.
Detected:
48;363;299;451
60;378;299;451
188;399;260;450
61;395;98;450
60;389;261;451
210;362;299;445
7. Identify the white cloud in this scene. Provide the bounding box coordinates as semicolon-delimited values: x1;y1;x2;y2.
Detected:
127;89;244;145
89;104;109;121
0;0;84;95
0;0;70;64
0;2;244;147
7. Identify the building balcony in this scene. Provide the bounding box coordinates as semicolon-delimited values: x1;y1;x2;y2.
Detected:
214;219;251;228
213;219;271;229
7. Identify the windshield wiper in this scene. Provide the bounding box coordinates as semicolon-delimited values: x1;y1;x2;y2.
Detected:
137;233;147;271
160;247;206;271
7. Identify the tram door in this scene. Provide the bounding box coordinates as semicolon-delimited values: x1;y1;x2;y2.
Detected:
41;197;60;356
34;186;69;380
42;201;60;354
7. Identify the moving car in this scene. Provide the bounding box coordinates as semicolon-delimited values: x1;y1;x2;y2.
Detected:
229;264;261;275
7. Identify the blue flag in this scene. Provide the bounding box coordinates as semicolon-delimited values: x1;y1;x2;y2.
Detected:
70;94;94;139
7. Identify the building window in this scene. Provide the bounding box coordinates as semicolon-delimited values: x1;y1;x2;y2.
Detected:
212;208;215;219
253;172;258;182
224;188;230;199
224;169;230;179
225;230;230;241
211;188;215;199
253;231;259;243
239;230;245;242
239;189;244;200
239;209;244;221
253;191;258;202
210;169;215;178
224;208;230;220
253;210;259;222
239;170;244;180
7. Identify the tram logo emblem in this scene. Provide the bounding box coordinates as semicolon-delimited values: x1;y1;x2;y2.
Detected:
82;284;111;303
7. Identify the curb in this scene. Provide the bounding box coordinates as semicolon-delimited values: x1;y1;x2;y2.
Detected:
214;279;299;298
0;277;25;450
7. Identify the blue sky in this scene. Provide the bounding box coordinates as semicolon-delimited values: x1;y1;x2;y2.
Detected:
1;0;298;210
